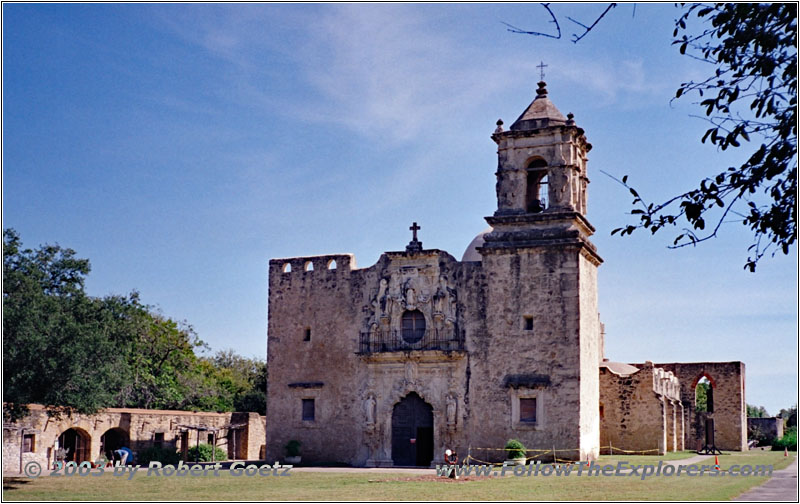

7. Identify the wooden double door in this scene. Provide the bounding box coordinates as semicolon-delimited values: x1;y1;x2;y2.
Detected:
391;393;434;467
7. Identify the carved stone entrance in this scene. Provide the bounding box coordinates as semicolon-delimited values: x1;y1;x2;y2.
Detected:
391;393;433;467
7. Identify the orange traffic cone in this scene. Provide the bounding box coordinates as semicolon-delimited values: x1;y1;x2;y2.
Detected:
714;455;720;471
785;447;789;457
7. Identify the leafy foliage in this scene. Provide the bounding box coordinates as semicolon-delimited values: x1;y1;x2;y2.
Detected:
695;380;710;413
3;229;131;420
772;426;797;452
504;439;527;459
3;229;267;420
187;443;227;462
747;404;770;418
779;405;797;428
613;3;797;271
137;446;181;466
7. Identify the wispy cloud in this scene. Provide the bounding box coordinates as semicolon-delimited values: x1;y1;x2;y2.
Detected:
148;5;523;143
558;57;673;105
288;5;510;142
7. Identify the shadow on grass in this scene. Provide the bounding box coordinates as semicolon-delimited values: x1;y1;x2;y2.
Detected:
3;477;33;491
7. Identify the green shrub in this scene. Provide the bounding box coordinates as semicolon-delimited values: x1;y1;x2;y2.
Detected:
772;426;797;451
504;439;526;459
187;443;227;462
138;446;181;465
285;440;301;457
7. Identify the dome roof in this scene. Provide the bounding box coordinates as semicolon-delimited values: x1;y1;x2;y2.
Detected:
461;227;493;262
510;81;567;131
601;361;640;376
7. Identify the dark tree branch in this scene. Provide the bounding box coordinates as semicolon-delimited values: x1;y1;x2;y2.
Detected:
502;3;561;39
567;4;616;43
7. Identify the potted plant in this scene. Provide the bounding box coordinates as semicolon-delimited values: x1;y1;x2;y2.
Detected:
285;440;301;465
504;439;527;466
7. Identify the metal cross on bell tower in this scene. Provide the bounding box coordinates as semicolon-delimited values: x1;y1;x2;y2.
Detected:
537;61;548;81
406;222;423;253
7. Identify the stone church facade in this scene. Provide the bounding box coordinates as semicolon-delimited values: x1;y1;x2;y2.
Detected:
265;82;747;466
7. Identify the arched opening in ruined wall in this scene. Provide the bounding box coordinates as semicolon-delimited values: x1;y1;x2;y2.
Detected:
692;374;717;451
694;375;714;413
57;428;92;464
100;427;129;460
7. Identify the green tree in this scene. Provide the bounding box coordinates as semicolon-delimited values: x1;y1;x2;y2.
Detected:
114;307;206;410
3;229;131;420
780;404;798;427
747;404;769;418
695;380;710;413
612;3;797;271
4;229;267;419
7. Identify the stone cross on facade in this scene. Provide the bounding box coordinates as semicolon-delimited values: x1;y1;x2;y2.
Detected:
406;222;423;253
537;61;548;81
410;222;420;241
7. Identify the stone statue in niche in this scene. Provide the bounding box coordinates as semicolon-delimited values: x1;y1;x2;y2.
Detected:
446;394;457;426
376;279;388;315
402;279;418;310
446;285;457;323
433;275;448;315
404;360;417;385
365;394;376;425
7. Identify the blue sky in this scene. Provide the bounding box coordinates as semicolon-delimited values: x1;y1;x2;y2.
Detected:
3;3;796;415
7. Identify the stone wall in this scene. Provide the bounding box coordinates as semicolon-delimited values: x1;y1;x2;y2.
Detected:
266;239;605;466
265;241;607;465
652;362;747;451
2;405;265;473
599;362;681;453
748;417;784;445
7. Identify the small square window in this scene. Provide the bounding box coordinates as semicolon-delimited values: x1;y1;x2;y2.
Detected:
302;399;315;421
23;434;35;453
154;432;164;449
207;433;214;444
520;398;537;423
523;316;534;331
304;328;311;341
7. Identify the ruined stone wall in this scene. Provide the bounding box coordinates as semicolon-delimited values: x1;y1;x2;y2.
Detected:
654;362;747;451
599;364;664;453
2;405;265;473
748;417;784;445
467;245;592;461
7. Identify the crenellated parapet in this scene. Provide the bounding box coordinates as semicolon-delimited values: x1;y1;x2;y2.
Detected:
269;254;356;278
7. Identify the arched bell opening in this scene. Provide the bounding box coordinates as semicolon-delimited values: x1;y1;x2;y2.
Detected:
525;159;548;213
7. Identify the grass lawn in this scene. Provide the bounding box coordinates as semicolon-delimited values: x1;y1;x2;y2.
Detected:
3;451;793;501
596;450;702;465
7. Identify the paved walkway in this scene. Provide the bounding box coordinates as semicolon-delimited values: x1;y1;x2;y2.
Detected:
733;457;797;502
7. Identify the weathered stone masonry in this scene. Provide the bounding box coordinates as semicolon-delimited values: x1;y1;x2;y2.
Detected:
263;81;748;466
3;405;265;473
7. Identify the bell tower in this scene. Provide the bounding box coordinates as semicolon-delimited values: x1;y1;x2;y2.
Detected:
485;80;597;253
474;80;603;461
